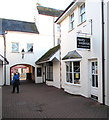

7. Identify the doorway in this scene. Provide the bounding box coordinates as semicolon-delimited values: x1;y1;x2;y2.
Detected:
10;64;35;83
90;60;98;100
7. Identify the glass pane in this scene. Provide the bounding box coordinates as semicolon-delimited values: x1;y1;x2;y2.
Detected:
92;75;95;87
74;73;80;80
73;62;80;72
70;62;72;72
96;75;98;87
12;43;19;52
27;43;33;52
66;73;72;83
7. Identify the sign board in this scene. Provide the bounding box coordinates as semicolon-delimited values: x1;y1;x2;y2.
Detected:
77;37;90;49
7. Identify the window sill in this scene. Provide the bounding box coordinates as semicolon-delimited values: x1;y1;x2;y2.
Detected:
77;20;86;27
11;52;20;53
65;82;81;87
68;28;75;33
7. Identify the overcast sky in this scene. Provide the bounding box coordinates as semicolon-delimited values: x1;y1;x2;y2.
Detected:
37;0;73;10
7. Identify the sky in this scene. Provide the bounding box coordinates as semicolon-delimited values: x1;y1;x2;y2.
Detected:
36;0;73;10
0;0;73;22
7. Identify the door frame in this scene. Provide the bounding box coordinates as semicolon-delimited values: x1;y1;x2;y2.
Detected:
89;59;98;100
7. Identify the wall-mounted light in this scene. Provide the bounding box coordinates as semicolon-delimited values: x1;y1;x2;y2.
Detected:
21;49;25;59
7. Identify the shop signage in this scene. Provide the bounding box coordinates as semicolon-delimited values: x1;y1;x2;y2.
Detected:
77;37;90;49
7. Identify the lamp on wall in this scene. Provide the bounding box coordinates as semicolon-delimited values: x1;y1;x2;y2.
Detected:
21;49;25;59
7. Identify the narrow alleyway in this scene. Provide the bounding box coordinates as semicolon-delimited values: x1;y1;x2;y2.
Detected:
2;82;108;119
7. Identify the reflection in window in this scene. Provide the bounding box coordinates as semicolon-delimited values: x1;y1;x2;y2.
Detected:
70;13;75;30
27;43;33;52
66;61;80;84
80;3;86;23
12;42;19;52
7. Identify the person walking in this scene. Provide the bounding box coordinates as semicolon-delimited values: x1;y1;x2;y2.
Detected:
12;72;20;93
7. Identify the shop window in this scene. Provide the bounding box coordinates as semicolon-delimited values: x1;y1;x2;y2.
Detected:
66;61;80;84
37;67;42;77
27;43;33;52
12;42;19;52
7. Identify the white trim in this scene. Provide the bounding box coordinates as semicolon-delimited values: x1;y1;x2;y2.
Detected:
65;82;81;87
56;0;85;24
63;58;82;62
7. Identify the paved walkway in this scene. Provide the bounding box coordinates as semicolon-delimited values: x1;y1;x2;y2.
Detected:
2;81;108;119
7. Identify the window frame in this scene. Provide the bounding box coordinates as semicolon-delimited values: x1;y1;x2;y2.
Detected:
69;13;75;30
11;42;19;53
79;3;86;23
27;43;33;52
66;61;80;84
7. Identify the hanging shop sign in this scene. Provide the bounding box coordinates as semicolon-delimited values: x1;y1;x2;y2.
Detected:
77;37;90;49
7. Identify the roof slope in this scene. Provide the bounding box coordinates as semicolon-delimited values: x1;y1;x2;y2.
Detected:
36;45;60;64
62;50;82;60
0;18;39;34
37;6;63;17
55;1;75;23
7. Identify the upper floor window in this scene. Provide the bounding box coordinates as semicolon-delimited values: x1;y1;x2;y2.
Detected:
57;24;61;32
70;13;75;30
66;61;80;84
80;3;86;23
12;42;19;52
27;43;33;52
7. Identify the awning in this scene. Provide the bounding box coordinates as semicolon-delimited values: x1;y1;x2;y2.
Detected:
0;54;9;65
62;50;82;60
35;45;60;65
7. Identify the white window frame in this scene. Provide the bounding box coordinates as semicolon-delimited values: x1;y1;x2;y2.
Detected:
69;13;75;30
66;61;80;84
12;42;19;52
79;3;86;23
27;43;33;52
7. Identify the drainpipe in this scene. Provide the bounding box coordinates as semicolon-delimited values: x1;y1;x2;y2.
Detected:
53;17;55;47
3;34;6;85
101;0;105;105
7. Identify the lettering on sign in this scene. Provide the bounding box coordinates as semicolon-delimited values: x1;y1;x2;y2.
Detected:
77;37;90;49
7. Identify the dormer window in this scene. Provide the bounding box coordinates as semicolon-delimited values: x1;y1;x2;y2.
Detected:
70;13;75;30
80;3;86;23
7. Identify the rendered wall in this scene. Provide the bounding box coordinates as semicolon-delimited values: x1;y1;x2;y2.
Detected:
60;1;103;103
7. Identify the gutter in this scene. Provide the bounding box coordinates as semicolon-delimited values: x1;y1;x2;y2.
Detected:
101;0;105;105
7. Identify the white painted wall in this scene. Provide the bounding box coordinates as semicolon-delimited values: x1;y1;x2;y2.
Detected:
104;1;109;106
5;30;55;85
59;1;103;103
0;61;3;85
53;61;60;88
0;36;4;85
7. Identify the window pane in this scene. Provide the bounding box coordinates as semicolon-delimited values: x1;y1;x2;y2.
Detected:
73;61;80;84
12;43;19;52
96;75;98;87
92;75;95;87
27;43;33;52
70;13;74;29
66;73;72;83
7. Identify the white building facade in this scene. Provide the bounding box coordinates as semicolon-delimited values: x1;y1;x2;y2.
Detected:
35;6;62;88
56;0;106;104
104;1;109;106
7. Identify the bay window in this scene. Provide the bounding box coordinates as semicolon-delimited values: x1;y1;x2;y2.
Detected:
66;61;80;84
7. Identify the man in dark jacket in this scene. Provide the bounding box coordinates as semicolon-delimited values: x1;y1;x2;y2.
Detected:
12;72;20;93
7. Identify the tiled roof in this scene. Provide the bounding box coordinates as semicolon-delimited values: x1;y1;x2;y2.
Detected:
37;6;63;17
36;45;60;64
62;50;82;60
0;18;39;34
